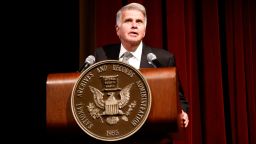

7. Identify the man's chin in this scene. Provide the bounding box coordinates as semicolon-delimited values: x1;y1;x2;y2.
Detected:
129;41;141;46
127;38;141;44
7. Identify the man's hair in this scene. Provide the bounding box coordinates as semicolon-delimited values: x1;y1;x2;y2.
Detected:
116;3;147;27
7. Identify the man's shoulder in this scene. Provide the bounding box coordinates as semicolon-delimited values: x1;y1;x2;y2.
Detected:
144;44;174;57
143;44;175;66
95;43;121;60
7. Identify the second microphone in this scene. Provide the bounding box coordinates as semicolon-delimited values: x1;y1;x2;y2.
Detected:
79;55;96;72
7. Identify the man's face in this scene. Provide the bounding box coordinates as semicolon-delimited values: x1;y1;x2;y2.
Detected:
116;9;146;45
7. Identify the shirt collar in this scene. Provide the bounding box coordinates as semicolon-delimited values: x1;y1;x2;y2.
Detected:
119;42;143;60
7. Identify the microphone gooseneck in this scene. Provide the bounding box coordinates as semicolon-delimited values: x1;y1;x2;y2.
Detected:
79;55;95;72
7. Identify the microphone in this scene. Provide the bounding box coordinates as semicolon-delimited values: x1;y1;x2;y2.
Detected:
147;53;162;68
79;55;95;72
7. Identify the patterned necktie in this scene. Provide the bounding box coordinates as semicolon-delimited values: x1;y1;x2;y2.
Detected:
122;52;133;64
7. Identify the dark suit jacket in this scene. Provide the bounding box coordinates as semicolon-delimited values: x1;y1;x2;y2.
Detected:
94;43;189;113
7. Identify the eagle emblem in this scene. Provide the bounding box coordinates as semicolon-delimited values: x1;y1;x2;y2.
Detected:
87;83;136;124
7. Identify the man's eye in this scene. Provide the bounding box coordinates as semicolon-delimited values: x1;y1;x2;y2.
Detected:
124;19;132;23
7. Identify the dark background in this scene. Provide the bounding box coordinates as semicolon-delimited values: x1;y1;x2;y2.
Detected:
5;0;79;142
29;0;79;138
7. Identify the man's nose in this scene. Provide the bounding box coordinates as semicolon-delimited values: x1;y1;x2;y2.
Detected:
131;22;138;28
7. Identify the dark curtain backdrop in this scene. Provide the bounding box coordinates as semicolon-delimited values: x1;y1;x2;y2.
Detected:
80;0;256;144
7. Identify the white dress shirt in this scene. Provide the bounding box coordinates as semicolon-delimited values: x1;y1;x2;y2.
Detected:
119;42;143;69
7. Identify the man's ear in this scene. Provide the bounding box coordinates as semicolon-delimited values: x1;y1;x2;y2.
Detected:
115;25;119;32
115;25;120;36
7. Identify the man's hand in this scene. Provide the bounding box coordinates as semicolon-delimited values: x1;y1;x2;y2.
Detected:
179;109;189;128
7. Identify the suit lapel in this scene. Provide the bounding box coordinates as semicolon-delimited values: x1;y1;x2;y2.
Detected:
140;44;154;68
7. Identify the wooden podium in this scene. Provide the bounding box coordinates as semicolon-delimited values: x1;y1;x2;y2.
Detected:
46;67;179;141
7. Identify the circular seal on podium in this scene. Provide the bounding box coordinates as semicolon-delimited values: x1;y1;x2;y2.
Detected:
71;60;152;141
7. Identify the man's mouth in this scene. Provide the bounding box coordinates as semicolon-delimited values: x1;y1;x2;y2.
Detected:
128;32;138;37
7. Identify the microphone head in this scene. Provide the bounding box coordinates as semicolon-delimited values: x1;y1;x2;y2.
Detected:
85;55;95;65
147;53;157;63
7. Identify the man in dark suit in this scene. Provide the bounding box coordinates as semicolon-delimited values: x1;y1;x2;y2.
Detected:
94;3;189;143
95;2;189;126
